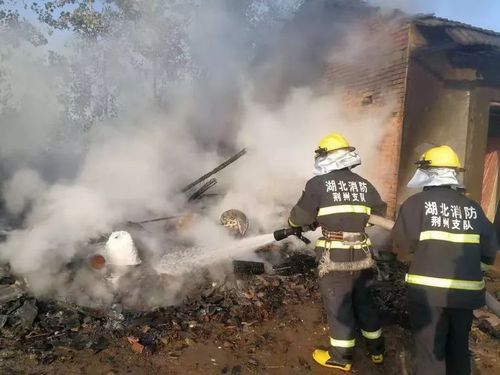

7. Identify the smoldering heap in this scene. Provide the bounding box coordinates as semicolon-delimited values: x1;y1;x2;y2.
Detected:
0;143;411;364
0;0;397;303
0;248;311;361
0;250;415;365
0;0;444;366
2;0;497;370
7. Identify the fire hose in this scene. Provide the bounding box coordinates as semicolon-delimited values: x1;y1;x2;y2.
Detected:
273;216;500;317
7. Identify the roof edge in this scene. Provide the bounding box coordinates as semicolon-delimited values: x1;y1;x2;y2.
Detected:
411;15;500;38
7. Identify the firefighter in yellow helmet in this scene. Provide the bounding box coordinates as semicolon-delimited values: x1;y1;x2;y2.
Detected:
288;133;387;371
393;145;498;375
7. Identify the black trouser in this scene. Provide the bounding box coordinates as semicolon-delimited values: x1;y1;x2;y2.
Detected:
408;303;473;375
319;269;384;362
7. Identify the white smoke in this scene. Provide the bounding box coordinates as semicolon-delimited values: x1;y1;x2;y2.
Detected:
0;0;397;306
0;42;66;171
215;88;393;231
3;169;47;216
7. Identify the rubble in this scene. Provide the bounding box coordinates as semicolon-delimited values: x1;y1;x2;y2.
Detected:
232;260;265;276
371;260;410;327
473;308;500;338
127;337;145;354
0;264;10;280
0;283;25;305
10;300;38;329
0;253;319;363
0;252;495;370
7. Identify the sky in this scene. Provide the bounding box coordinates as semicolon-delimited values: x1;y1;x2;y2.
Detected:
11;1;500;33
369;0;500;32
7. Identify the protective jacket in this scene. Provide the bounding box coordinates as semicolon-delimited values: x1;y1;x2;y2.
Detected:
289;168;386;267
393;186;497;309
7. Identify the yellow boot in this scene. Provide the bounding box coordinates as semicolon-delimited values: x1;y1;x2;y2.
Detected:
371;354;384;364
312;349;352;372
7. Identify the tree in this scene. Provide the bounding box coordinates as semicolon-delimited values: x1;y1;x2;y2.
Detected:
30;0;114;39
1;0;304;138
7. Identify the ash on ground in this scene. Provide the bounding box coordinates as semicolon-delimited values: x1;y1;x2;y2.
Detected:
1;254;499;374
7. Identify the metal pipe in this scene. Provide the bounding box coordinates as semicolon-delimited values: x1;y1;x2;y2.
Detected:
368;215;395;230
181;148;247;193
136;215;183;224
485;292;500;317
188;178;217;201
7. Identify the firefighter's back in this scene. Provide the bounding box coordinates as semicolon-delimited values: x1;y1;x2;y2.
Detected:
309;169;386;232
401;186;488;309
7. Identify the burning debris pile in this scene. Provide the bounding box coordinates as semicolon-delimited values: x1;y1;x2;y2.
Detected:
1;249;498;375
0;253;319;364
0;249;418;366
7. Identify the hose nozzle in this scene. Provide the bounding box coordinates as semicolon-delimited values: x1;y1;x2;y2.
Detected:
273;228;296;242
273;226;312;244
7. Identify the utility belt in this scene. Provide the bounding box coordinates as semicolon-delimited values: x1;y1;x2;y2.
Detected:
321;229;367;243
316;229;374;277
317;229;372;249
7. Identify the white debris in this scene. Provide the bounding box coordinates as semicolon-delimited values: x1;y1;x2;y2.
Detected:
105;231;142;266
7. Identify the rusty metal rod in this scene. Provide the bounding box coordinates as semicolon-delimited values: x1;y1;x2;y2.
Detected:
181;148;247;193
136;215;184;224
188;178;217;201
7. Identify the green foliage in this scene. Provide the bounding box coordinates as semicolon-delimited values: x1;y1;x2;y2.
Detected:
0;0;304;133
30;0;116;38
0;0;20;25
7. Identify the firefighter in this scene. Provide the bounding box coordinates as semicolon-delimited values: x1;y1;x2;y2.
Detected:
288;132;386;371
392;145;498;375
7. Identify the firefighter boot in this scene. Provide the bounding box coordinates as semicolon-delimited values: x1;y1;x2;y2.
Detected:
312;349;352;371
367;335;385;364
365;335;385;365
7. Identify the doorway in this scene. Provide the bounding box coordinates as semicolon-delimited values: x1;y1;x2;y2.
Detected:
481;103;500;243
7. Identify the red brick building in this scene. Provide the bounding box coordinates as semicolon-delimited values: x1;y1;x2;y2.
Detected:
321;13;500;230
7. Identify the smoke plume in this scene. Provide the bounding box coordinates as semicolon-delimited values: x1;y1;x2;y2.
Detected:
0;0;398;307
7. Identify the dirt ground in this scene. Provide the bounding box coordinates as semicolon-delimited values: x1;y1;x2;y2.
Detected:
1;273;499;375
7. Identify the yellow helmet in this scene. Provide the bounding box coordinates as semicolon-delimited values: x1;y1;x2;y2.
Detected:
417;145;464;170
315;133;355;157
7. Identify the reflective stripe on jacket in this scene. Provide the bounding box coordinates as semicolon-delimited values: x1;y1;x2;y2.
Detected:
393;186;497;309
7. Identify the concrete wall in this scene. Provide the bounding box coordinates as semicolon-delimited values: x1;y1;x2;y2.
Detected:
396;54;472;210
397;51;500;209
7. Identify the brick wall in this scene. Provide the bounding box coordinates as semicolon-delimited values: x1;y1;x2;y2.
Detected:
319;16;411;217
